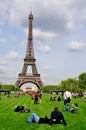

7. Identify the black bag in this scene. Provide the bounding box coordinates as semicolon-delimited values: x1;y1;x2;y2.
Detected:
66;97;70;102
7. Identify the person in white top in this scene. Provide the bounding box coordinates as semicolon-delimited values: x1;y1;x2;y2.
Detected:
63;90;72;112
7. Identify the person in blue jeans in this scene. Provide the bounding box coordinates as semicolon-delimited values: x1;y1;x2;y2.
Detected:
63;90;72;112
27;113;50;124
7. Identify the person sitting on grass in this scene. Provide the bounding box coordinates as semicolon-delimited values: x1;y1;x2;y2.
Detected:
14;105;30;113
27;113;50;124
70;103;78;113
49;106;67;126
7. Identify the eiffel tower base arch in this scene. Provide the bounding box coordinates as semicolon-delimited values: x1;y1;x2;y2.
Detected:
15;73;43;89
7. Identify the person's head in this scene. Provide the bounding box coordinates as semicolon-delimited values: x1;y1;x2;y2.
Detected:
54;106;58;111
74;103;78;107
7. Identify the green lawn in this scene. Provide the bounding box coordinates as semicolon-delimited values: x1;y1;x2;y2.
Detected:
0;93;86;130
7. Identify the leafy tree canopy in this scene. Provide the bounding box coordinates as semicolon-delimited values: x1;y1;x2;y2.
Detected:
78;72;86;89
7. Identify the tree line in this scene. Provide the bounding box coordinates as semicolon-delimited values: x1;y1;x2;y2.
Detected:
0;84;19;91
40;72;86;92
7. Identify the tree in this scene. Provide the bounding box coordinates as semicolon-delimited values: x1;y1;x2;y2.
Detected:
40;85;59;93
0;84;19;91
60;78;78;92
78;72;86;90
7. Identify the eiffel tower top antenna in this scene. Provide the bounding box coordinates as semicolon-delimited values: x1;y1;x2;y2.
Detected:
26;11;34;58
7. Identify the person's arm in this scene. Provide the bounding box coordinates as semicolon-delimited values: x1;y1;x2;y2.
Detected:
60;112;67;125
49;112;53;125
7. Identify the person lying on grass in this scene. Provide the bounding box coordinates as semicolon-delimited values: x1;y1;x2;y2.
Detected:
27;106;67;126
14;105;30;113
27;113;50;124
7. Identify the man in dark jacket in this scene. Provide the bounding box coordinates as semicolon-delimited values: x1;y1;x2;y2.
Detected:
49;106;67;126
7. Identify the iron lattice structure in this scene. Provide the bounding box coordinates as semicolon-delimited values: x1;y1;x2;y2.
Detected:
15;12;44;88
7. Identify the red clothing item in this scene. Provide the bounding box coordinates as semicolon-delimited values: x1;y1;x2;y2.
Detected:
35;92;40;99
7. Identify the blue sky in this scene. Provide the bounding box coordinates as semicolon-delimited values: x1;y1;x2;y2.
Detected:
0;0;86;86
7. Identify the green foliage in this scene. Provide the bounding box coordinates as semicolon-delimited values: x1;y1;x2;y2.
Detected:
60;78;79;92
78;72;86;89
40;85;59;92
0;84;19;91
0;84;1;89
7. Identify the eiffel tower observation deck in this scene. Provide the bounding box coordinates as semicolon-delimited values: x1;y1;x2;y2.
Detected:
15;11;44;88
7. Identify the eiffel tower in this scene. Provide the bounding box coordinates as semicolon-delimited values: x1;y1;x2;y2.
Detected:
15;11;44;88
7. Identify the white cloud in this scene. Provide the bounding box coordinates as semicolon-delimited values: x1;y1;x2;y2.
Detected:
0;50;20;83
1;0;86;34
68;41;86;52
7;0;76;35
6;51;19;60
0;29;2;35
66;20;74;30
37;44;51;53
0;65;16;82
41;73;48;78
0;58;7;65
43;66;50;71
9;0;30;27
33;29;56;40
0;37;7;44
0;0;11;26
24;27;57;41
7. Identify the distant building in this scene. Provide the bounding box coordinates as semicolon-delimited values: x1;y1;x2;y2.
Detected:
20;85;38;92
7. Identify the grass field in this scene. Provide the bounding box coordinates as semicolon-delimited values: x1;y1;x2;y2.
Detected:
0;93;86;130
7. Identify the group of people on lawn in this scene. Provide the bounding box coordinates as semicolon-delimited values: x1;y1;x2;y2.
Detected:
27;90;79;127
14;90;79;127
